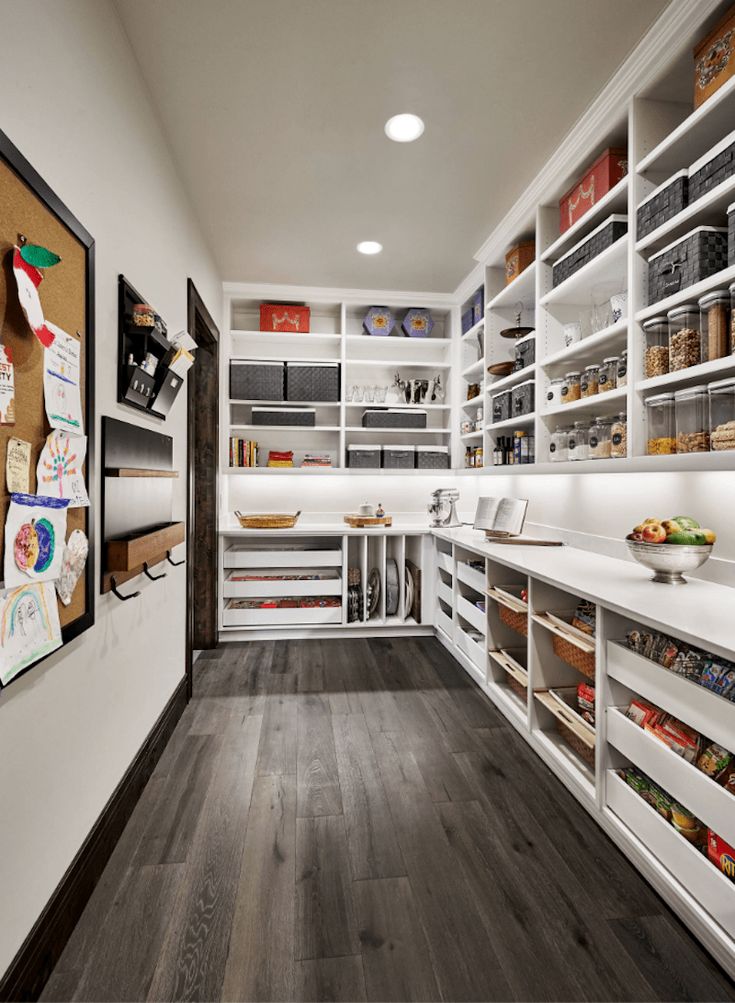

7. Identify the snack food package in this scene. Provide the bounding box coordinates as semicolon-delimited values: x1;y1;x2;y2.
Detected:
697;743;732;778
707;831;735;883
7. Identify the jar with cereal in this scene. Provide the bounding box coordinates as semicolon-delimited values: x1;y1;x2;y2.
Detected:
674;385;710;453
668;304;701;372
699;290;729;362
610;413;627;458
561;371;581;404
598;357;618;393
588;416;613;459
645;392;676;455
643;316;669;378
709;378;735;451
580;365;599;398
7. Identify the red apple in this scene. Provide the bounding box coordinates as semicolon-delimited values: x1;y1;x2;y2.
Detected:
642;523;666;544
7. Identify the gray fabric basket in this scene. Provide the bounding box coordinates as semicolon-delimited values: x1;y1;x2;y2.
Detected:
362;409;427;428
647;227;728;305
729;202;735;266
637;172;688;240
347;445;381;468
416;447;450;469
252;407;316;427
552;215;628;287
230;361;284;401
491;390;512;424
382;445;415;469
511;380;535;417
286;362;340;402
689;134;735;204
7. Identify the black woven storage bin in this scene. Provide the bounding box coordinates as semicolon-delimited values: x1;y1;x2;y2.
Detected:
286;362;340;402
729;202;735;266
362;408;427;429
552;214;628;287
511;379;535;417
648;226;728;306
230;361;284;401
416;446;450;469
347;445;380;468
491;390;512;424
689;131;735;204
637;171;688;240
514;334;535;371
382;445;415;469
252;407;316;427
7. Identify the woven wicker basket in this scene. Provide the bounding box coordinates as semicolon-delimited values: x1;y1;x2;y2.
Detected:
555;719;595;768
234;511;301;529
506;673;527;701
551;632;595;680
498;602;528;636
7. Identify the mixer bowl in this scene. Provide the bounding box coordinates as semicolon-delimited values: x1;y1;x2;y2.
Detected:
626;541;713;585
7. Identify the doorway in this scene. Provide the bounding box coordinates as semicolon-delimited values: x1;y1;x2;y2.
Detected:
186;279;220;698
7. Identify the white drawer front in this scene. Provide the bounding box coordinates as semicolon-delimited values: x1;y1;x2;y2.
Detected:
456;561;485;594
457;594;486;635
436;550;454;576
436;607;453;639
224;568;341;598
455;625;486;673
223;600;342;627
224;545;342;569
437;580;454;608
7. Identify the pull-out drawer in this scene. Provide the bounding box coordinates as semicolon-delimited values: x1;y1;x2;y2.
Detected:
224;544;342;569
457;594;486;635
436;550;454;576
437;579;454;608
455;625;485;673
224;568;341;598
223;599;342;627
456;560;485;594
435;605;453;639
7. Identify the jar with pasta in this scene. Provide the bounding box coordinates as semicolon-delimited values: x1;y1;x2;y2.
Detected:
668;304;701;372
588;416;613;459
643;316;669;378
598;357;618;393
645;392;676;455
561;371;581;404
610;413;627;459
580;365;599;398
699;290;729;362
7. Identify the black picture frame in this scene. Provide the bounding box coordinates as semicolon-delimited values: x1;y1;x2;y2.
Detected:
0;127;95;688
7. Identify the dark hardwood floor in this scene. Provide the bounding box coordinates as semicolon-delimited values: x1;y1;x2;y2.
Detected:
41;637;735;1002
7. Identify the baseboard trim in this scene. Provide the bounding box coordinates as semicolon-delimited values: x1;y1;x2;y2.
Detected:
0;677;188;1002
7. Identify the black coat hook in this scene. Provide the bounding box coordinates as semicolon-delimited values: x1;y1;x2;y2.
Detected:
166;550;185;567
110;576;140;601
143;561;167;581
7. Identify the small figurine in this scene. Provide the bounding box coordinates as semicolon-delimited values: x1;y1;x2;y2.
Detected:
376;502;385;518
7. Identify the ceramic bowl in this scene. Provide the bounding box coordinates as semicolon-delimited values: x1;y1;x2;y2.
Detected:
626;540;713;584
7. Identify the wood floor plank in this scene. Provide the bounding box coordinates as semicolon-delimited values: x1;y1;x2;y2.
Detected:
257;669;297;776
331;713;405;880
297;694;343;818
321;639;364;715
296;814;360;961
296;639;325;693
221;774;297;1002
70;863;184;1002
295;955;367;1002
415;635;503;730
353;876;440;1002
146;715;262;1002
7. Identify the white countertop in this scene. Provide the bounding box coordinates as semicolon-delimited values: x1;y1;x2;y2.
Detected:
220;519;432;537
434;526;735;660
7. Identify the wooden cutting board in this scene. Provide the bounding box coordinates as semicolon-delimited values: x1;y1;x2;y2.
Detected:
344;515;393;527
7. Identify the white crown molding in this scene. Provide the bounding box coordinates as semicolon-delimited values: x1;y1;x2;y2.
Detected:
453;262;486;306
223;280;456;307
457;0;721;288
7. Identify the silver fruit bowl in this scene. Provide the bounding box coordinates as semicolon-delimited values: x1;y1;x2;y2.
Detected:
626;540;713;585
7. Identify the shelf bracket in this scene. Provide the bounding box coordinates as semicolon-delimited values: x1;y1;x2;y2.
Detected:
110;576;141;601
166;550;185;567
143;562;167;581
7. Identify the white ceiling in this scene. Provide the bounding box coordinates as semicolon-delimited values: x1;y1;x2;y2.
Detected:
114;0;669;293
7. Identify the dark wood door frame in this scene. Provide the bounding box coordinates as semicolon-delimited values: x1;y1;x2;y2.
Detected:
186;279;219;699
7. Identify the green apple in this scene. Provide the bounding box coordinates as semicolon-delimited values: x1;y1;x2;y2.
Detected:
673;515;700;530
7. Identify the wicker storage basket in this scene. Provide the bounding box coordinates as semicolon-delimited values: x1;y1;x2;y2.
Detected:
498;602;528;636
551;631;595;680
234;511;300;529
506;673;527;700
555;718;595;768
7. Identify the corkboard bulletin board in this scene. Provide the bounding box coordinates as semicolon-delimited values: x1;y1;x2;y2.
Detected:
0;128;95;686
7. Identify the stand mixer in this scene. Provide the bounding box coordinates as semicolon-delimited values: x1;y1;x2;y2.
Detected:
428;488;461;528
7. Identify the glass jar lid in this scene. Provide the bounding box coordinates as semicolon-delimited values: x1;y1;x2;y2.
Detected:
584;364;599;372
708;377;735;394
602;356;619;364
564;370;581;378
674;384;708;400
698;290;730;308
642;316;668;331
667;304;698;319
645;392;675;406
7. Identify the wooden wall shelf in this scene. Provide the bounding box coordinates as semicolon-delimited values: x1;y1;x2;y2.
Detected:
105;468;179;478
102;521;184;593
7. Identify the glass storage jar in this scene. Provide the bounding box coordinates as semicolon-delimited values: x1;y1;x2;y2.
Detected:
610;413;627;458
709;377;735;451
580;365;599;398
598;357;618;393
699;290;729;362
617;350;628;388
588;416;613;459
545;377;564;409
645;392;676;455
730;282;735;354
674;384;710;453
668;304;701;371
549;426;570;462
643;316;669;378
567;421;589;461
561;371;581;404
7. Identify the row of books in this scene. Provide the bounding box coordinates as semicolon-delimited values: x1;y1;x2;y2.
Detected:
229;437;258;468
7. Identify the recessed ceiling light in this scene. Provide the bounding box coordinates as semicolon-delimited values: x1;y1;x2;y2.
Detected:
384;113;425;143
357;241;383;255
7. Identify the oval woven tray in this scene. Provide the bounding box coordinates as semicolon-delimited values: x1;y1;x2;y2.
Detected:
235;511;301;529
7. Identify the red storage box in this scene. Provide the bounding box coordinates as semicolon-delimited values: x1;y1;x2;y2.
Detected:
559;148;628;234
259;303;310;333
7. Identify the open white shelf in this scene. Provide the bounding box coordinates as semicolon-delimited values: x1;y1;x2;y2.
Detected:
486;412;535;432
636;354;735;394
542;177;629;263
230;424;340;433
539;320;627;370
461;318;485;342
541;385;626;419
540;235;628;306
485;363;536;395
636;174;735;254
460;430;483;442
487;261;536;310
636;263;735;323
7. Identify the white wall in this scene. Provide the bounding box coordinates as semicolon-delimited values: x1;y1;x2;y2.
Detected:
0;0;221;977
